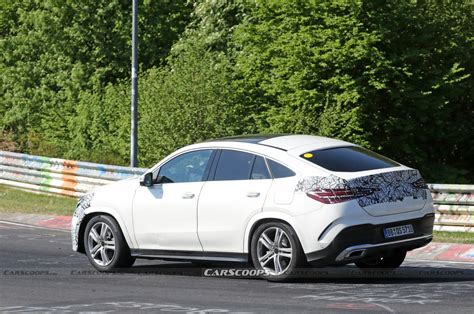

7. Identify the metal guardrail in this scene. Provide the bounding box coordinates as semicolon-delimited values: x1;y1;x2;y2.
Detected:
0;151;472;232
428;184;474;233
0;151;146;197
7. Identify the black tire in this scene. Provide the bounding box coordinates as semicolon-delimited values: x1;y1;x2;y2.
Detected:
250;222;306;282
355;250;406;269
84;215;135;271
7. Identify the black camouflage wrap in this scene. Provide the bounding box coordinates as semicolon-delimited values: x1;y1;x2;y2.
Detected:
71;193;94;251
295;169;427;207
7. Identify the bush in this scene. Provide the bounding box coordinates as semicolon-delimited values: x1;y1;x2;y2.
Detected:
231;0;473;182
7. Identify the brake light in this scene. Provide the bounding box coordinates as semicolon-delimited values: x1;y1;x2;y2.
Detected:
412;178;428;189
306;187;374;204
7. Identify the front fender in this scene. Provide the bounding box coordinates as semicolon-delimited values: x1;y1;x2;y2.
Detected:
72;204;136;253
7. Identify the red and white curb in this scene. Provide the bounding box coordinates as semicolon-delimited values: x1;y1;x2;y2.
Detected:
0;213;71;231
407;242;474;263
35;215;71;230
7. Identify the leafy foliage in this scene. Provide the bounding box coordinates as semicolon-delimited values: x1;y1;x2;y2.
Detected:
1;0;472;182
231;0;473;182
1;0;191;154
138;46;241;167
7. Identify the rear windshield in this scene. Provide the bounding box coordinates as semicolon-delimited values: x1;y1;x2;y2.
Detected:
300;146;399;172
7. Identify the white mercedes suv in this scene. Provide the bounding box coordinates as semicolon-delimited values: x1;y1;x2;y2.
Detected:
72;135;434;281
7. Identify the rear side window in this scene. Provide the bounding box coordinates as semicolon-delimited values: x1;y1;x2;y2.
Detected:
301;146;399;172
251;156;271;180
214;150;254;181
267;159;295;178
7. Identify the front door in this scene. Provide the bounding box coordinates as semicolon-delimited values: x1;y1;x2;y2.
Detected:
132;149;214;251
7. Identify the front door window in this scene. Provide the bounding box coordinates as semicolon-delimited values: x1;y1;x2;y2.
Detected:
157;150;213;183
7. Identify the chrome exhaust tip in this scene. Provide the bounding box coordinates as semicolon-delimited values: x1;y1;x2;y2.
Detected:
346;249;366;259
336;248;367;261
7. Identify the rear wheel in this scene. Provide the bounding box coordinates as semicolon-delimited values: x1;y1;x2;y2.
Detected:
84;215;135;271
355;250;406;269
251;222;305;282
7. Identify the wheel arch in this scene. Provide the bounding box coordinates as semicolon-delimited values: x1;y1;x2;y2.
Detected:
77;206;135;254
243;212;306;257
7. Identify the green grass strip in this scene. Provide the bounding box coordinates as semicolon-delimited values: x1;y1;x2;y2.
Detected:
0;185;77;216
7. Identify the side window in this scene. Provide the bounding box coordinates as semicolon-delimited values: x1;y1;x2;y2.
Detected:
251;156;271;180
214;150;255;181
267;159;295;178
157;150;213;183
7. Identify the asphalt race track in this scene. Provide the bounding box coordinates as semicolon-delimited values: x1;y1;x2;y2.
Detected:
1;221;474;313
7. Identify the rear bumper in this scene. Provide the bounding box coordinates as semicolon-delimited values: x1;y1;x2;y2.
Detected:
306;213;434;265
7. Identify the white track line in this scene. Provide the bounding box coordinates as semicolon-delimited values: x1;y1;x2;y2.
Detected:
371;303;395;313
0;220;69;232
406;258;474;265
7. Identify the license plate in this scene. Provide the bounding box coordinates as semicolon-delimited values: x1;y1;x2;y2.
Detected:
383;224;414;239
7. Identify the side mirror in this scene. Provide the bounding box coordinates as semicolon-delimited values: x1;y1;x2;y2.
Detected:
155;175;173;184
140;172;154;187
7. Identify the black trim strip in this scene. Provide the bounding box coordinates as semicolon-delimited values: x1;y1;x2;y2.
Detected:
207;149;221;181
202;150;218;181
203;134;290;144
317;221;334;241
257;143;288;151
130;249;248;263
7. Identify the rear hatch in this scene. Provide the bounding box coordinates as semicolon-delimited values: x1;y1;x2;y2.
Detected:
299;146;428;216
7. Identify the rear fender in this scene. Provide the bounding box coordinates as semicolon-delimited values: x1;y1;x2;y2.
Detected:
243;211;306;254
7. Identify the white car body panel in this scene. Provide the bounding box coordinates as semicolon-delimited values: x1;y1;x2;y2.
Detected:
242;211;303;253
83;205;136;249
198;178;273;253
133;182;204;251
75;178;139;250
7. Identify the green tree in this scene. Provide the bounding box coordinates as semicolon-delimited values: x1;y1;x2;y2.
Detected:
357;0;474;182
231;0;473;182
138;45;241;167
135;0;248;166
1;0;472;183
1;0;191;155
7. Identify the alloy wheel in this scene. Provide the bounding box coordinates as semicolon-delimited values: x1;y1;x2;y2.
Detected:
256;227;293;275
87;222;116;266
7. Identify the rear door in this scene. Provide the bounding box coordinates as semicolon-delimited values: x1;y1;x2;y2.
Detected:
198;150;273;253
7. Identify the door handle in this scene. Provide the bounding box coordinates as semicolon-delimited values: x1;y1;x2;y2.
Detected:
182;192;195;199
246;192;260;198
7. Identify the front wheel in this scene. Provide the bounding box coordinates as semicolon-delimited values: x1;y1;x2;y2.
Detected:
355;250;406;269
251;222;305;282
84;215;135;271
